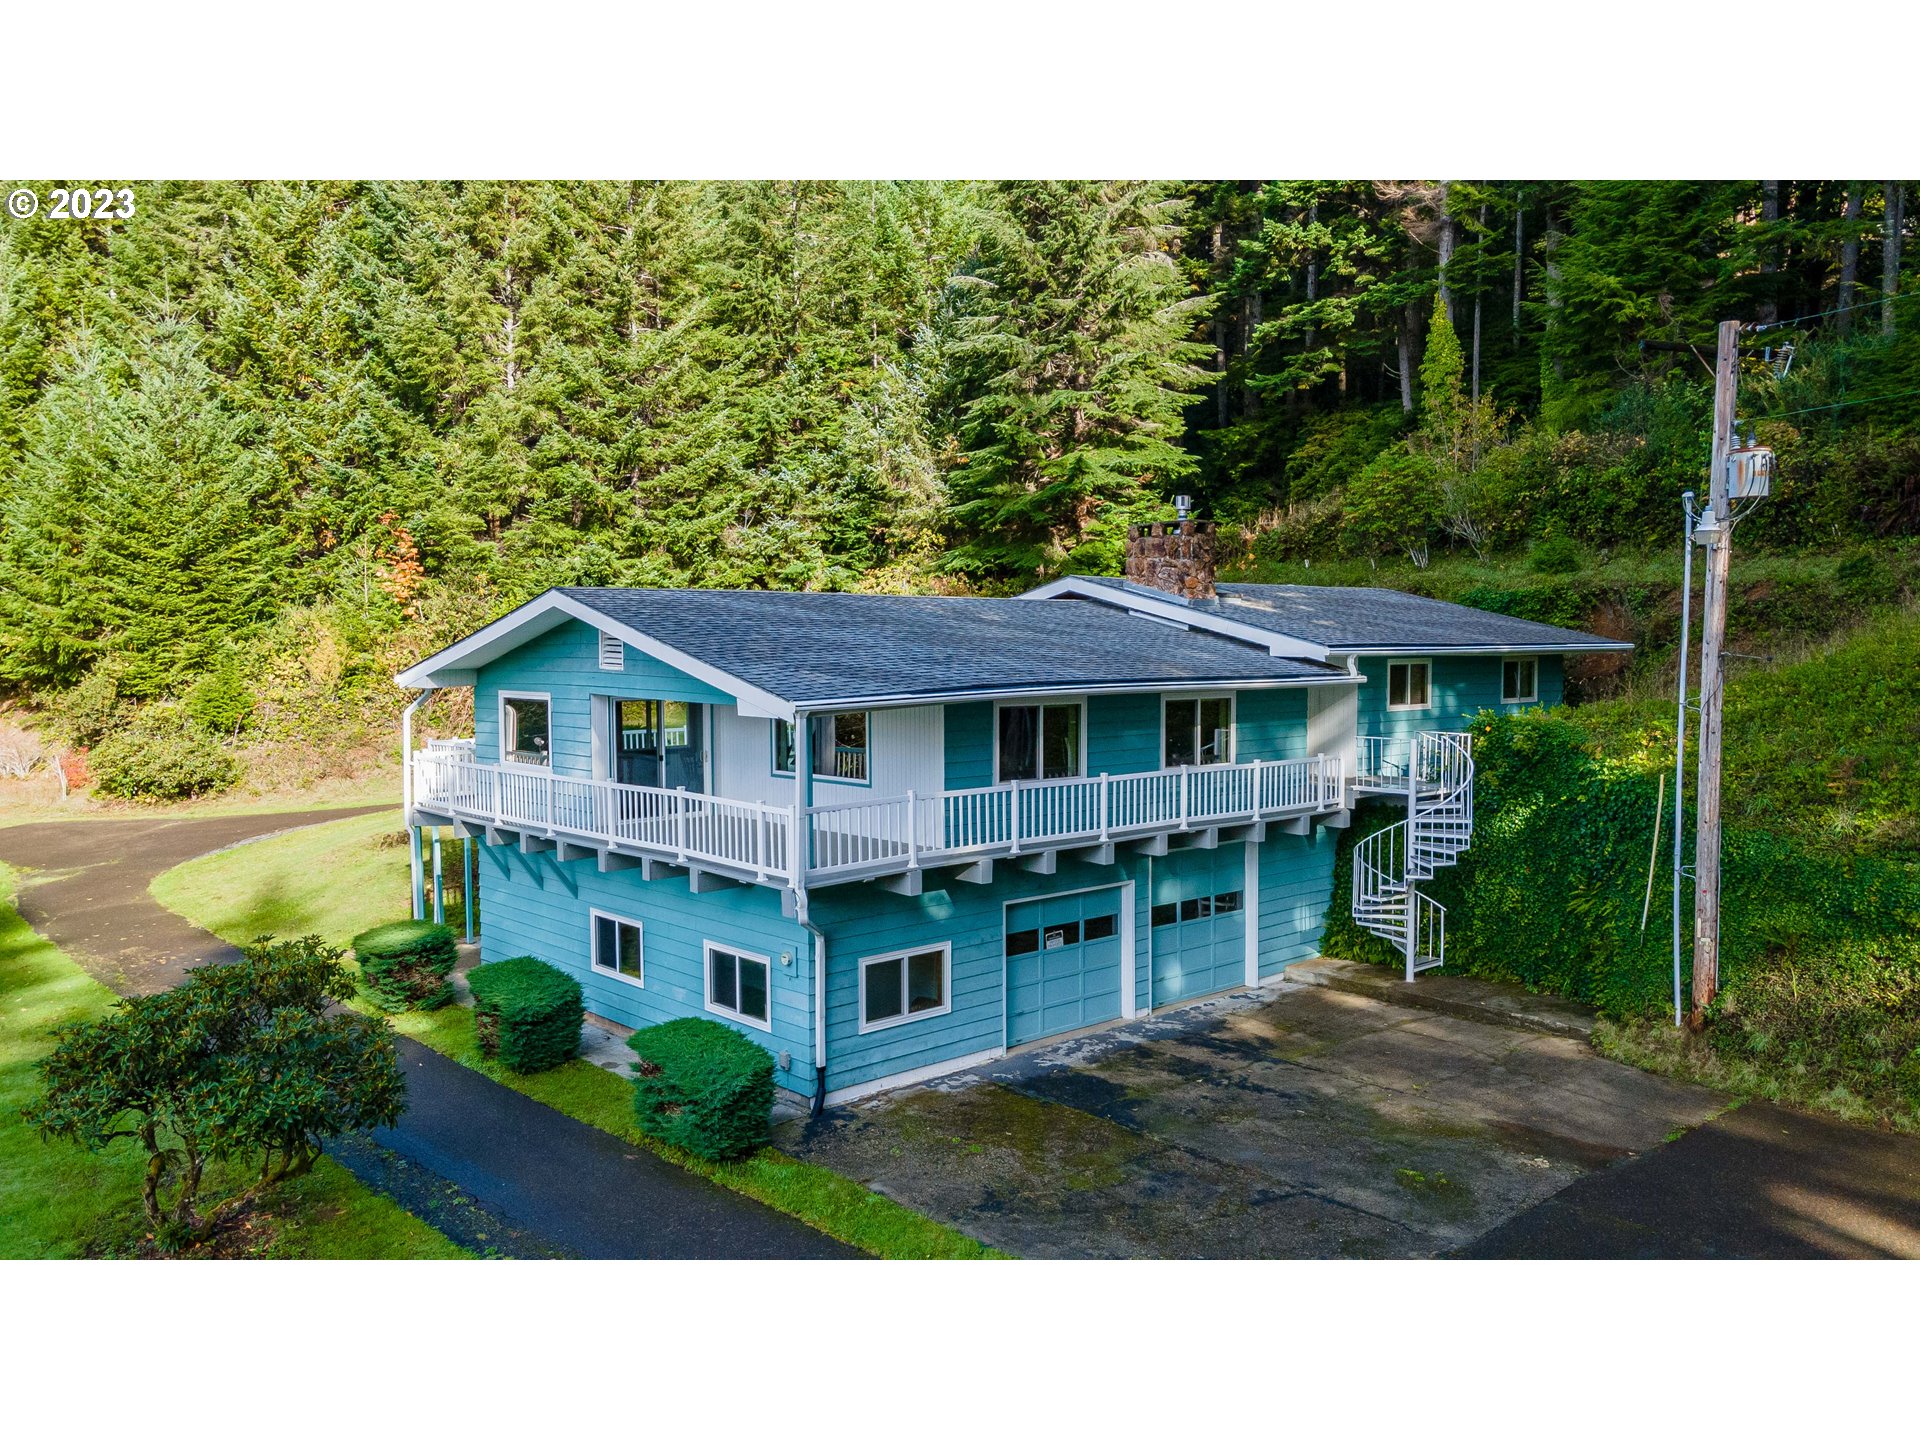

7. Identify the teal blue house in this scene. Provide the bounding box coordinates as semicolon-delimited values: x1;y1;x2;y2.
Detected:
398;522;1627;1109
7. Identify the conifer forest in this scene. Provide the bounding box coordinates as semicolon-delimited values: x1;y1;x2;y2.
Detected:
0;180;1914;778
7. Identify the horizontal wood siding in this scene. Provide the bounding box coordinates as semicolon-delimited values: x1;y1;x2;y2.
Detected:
811;855;1152;1095
1354;653;1565;742
476;842;814;1093
473;619;731;780
1234;687;1309;761
1255;828;1340;979
1086;693;1161;775
943;702;993;791
1538;655;1566;707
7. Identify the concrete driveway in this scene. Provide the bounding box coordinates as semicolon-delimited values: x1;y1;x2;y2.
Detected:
776;980;1727;1259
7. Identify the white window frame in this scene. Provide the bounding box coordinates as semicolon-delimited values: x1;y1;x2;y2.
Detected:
991;697;1087;785
1386;662;1432;713
772;711;872;786
498;689;554;768
703;940;774;1032
856;941;954;1035
1502;657;1539;704
589;908;645;989
1160;691;1237;769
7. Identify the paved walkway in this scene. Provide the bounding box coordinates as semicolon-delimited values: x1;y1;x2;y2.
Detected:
0;811;855;1260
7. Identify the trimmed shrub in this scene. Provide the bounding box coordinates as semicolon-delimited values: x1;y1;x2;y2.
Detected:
352;919;459;1012
627;1017;775;1160
468;956;583;1073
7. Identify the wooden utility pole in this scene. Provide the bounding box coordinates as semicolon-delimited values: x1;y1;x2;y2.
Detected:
1689;318;1741;1029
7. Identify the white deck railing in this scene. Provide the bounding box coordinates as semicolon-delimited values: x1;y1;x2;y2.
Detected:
412;751;1344;885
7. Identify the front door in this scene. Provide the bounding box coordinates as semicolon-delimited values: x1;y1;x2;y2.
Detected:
1006;889;1124;1046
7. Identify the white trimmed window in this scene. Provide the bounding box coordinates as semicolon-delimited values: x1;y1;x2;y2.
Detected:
500;691;552;766
705;942;772;1031
858;943;951;1033
1164;695;1233;768
1387;662;1431;711
591;910;643;987
997;701;1083;782
1502;658;1539;704
773;712;870;783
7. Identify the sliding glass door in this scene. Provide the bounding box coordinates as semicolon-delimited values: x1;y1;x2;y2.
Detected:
608;699;703;791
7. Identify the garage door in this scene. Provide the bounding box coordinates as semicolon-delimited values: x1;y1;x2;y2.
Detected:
1006;889;1124;1046
1150;846;1247;1005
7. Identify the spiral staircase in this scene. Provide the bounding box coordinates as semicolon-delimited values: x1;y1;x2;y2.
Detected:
1351;731;1475;981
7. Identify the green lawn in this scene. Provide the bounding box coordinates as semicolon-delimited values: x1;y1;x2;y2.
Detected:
152;813;1003;1259
0;862;467;1259
149;806;469;946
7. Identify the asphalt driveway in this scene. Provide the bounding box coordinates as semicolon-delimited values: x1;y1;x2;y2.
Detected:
777;982;1731;1259
0;810;856;1260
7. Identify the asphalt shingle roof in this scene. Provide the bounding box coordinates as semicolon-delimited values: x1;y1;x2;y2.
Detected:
559;588;1345;705
1061;576;1630;653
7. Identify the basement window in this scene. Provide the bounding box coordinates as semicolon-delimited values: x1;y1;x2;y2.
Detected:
1387;662;1431;712
705;942;772;1031
1502;658;1539;704
591;910;644;987
858;943;951;1033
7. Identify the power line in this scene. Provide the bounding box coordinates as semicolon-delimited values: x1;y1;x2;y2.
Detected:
1757;382;1920;420
1747;287;1920;334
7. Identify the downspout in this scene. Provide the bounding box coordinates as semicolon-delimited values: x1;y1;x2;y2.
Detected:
799;900;828;1119
792;708;827;1117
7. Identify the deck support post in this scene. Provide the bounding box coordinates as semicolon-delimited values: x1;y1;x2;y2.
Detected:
431;827;444;924
409;824;425;921
463;836;476;942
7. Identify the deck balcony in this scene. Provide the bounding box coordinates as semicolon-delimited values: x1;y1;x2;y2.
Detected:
410;744;1348;895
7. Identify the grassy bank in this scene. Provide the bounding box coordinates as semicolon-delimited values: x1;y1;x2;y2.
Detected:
0;862;467;1259
147;806;451;946
152;816;1003;1260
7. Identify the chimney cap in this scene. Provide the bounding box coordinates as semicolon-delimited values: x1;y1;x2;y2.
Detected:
1174;494;1193;521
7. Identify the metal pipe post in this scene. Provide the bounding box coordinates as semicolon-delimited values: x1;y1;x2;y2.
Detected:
1672;491;1694;1027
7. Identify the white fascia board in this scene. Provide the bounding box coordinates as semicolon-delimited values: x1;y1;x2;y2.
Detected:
392;590;798;720
801;673;1358;711
1022;578;1332;663
1331;642;1634;658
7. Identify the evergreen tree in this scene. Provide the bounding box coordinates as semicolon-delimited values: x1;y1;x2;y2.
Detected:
0;322;281;695
938;181;1211;583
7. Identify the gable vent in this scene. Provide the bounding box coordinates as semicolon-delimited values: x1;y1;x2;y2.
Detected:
598;631;624;671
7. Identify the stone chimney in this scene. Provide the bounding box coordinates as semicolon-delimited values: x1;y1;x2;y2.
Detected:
1124;519;1217;601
